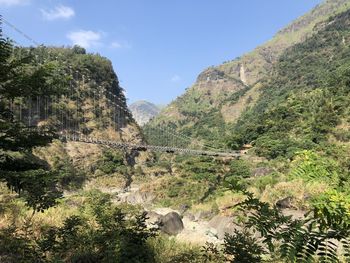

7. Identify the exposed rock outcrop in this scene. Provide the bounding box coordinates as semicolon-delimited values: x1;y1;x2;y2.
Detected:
276;196;294;209
120;190;155;205
129;100;160;126
159;212;184;235
208;215;238;239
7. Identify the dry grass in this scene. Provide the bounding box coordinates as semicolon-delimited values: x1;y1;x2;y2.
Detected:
259;179;330;209
221;82;261;123
31;203;78;229
215;191;246;213
85;174;127;190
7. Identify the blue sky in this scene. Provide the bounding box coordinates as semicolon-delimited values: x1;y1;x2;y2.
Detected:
1;0;322;105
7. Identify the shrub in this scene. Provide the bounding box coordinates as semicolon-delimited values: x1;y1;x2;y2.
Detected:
289;150;341;185
311;189;350;231
97;149;127;175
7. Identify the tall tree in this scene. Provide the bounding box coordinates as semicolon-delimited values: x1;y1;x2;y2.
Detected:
0;23;64;214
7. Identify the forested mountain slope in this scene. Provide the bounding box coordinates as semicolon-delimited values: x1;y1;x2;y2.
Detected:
17;45;141;142
10;46;144;188
148;0;350;148
232;8;350;159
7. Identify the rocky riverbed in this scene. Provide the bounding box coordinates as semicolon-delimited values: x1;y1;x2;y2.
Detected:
100;183;240;245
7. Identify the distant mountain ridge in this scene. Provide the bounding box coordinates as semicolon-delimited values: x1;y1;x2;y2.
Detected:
130;100;161;126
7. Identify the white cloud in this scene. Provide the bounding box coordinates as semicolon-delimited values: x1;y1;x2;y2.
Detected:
111;41;122;48
171;74;181;82
67;30;101;48
41;5;75;21
0;0;29;6
110;40;131;49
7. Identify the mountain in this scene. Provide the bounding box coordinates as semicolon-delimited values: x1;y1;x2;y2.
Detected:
148;0;350;148
31;46;143;144
231;7;350;159
21;46;145;187
130;100;161;126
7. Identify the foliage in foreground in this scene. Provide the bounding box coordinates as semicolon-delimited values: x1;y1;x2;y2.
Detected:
213;178;350;263
0;191;155;262
0;24;64;215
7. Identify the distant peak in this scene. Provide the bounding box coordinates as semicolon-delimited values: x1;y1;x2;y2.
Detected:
129;100;161;126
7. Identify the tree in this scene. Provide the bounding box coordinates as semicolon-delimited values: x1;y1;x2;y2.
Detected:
0;24;63;214
72;45;86;54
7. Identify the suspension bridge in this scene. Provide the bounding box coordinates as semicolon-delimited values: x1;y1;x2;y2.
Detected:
2;17;240;158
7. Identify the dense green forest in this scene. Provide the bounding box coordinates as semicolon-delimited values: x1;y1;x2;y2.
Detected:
3;5;350;263
231;10;350;159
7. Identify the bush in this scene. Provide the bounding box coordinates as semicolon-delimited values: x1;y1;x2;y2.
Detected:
289;150;341;186
228;160;251;179
38;190;159;262
97;149;127;175
224;229;265;263
254;134;301;159
311;189;350;231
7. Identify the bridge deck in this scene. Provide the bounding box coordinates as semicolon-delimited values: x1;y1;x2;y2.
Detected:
63;134;240;158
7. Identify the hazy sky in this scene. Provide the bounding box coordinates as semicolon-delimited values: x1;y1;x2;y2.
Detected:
2;0;322;105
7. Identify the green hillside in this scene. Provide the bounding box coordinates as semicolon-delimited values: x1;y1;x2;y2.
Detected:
232;8;350;159
148;0;350;149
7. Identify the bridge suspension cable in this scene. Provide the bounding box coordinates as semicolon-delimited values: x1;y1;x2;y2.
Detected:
2;16;239;157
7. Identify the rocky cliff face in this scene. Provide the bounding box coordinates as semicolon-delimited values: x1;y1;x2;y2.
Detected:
148;0;350;147
130;100;161;126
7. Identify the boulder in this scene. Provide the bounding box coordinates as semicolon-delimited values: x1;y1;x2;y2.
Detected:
208;215;237;239
194;210;215;221
145;211;162;226
276;196;294;209
159;212;184;235
123;191;154;205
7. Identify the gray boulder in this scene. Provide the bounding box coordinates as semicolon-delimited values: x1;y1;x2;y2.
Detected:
159;212;184;235
194;210;215;221
124;191;154;205
276;196;294;209
145;211;162;226
209;215;237;239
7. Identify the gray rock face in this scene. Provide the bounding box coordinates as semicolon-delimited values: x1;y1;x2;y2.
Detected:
145;211;162;226
159;212;184;235
276;196;294;209
197;68;225;82
129;100;160;126
208;215;237;239
122;191;154;205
